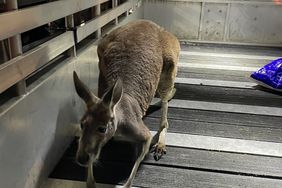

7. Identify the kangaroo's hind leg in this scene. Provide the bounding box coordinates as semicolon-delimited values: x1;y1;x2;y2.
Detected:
151;30;180;161
151;55;179;161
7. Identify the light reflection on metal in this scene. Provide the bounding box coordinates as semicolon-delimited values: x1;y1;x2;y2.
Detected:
273;0;281;5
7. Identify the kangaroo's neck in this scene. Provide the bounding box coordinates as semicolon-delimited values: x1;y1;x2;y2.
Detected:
115;93;143;125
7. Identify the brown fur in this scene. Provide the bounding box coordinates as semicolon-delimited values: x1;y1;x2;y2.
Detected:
73;19;180;188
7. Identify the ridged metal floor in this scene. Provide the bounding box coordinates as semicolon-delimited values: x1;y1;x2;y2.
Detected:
42;43;282;188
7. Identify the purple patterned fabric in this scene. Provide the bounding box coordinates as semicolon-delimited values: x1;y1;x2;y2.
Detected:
250;58;282;91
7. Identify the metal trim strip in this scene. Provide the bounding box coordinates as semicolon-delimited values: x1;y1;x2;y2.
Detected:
178;62;258;71
180;51;280;60
151;0;282;5
175;77;256;89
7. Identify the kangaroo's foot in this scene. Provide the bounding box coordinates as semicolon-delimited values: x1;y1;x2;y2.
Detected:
150;142;167;161
150;123;168;161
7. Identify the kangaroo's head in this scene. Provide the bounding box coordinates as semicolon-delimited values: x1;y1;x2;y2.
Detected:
73;71;123;166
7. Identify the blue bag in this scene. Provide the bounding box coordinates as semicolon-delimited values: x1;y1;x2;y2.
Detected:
250;58;282;92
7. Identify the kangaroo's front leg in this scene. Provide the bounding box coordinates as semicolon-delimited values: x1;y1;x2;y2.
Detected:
87;157;96;188
123;121;152;188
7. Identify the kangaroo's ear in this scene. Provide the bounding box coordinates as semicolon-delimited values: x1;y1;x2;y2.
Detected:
73;71;99;108
102;78;123;110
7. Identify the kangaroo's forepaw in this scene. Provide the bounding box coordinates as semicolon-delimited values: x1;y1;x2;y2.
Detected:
86;177;96;188
86;182;96;188
123;182;132;188
150;143;167;161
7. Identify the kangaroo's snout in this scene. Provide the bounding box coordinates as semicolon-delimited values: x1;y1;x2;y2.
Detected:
76;151;90;167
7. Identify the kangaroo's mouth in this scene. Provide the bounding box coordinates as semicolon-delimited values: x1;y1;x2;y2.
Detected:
76;153;90;167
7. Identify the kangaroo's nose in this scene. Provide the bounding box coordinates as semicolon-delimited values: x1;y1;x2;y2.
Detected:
76;153;89;166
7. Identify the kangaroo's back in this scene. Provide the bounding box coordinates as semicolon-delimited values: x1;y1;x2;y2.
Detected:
97;20;165;113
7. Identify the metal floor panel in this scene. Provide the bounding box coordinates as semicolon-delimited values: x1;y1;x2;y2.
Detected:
174;84;282;107
45;44;282;187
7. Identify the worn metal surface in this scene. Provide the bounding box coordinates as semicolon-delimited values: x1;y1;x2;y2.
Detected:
144;1;202;39
200;3;228;41
144;0;282;45
228;4;282;44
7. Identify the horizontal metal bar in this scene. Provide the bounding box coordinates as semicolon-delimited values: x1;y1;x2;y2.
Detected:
178;62;258;72
180;51;281;60
76;1;134;42
182;40;282;48
148;0;282;5
0;0;109;40
0;31;74;93
150;131;282;158
175;77;256;89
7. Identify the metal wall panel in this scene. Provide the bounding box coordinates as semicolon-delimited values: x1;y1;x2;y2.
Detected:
144;1;202;40
0;45;100;188
228;4;282;44
200;3;228;41
0;60;76;188
144;0;282;46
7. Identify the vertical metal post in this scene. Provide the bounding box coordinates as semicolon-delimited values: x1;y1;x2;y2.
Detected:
95;3;101;38
0;41;9;63
223;3;231;42
65;15;76;57
198;2;205;41
5;0;26;95
113;0;118;25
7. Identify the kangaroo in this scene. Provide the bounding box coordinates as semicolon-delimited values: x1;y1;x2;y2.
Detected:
73;20;180;188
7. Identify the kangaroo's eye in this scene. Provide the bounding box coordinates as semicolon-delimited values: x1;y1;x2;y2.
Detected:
97;127;107;133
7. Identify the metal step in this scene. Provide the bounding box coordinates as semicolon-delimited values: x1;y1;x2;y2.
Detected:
173;84;282;107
